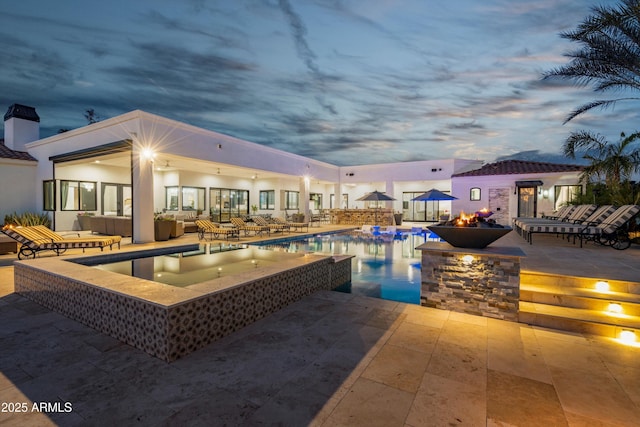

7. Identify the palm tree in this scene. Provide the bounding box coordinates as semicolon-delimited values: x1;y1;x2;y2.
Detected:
564;130;640;203
543;0;640;123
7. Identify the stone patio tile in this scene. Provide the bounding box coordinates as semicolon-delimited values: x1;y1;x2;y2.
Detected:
161;391;259;427
361;344;430;393
406;372;486;427
436;319;488;351
548;365;640;426
426;340;487;389
321;377;414;427
487;319;551;384
386;320;440;355
487;369;567;426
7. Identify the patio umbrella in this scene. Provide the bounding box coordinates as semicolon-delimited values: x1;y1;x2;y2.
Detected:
412;189;457;222
411;188;458;201
356;190;396;225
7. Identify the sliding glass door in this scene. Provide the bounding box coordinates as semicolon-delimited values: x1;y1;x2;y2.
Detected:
102;183;132;216
209;188;249;223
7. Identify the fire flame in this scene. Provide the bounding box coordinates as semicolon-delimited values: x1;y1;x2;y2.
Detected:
455;211;475;226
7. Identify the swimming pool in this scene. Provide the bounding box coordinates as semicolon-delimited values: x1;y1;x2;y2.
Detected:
256;231;433;304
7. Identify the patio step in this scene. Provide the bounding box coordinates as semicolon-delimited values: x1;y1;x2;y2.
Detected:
519;272;640;341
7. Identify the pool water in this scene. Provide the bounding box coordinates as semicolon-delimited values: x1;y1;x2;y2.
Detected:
85;244;302;288
257;231;434;304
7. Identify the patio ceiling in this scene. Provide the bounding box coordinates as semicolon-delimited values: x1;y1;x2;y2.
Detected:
59;151;334;184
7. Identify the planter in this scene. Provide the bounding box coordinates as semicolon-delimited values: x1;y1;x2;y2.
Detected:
393;214;403;225
77;215;94;231
428;225;512;249
154;220;173;241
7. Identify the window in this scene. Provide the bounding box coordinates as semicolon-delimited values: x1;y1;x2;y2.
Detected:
284;191;299;210
470;187;481;201
554;185;581;209
259;190;275;210
166;187;179;210
181;187;205;211
60;180;96;211
342;193;349;209
43;180;55;211
310;193;323;210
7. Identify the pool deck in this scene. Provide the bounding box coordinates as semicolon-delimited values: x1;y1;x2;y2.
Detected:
1;224;639;425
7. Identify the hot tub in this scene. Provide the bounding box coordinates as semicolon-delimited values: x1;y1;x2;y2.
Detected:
13;243;352;362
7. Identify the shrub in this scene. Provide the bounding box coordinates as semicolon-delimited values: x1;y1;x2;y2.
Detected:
3;212;52;228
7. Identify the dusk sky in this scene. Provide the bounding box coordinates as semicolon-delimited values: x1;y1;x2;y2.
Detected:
1;0;635;166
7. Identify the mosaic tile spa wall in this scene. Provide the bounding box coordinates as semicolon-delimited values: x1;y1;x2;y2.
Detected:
14;255;352;362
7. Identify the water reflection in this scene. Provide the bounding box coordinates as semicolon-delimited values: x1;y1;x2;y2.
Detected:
258;232;431;304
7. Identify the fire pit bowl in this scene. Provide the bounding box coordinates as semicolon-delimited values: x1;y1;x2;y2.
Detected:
428;225;512;249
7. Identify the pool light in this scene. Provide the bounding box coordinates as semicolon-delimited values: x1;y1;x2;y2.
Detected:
462;255;474;265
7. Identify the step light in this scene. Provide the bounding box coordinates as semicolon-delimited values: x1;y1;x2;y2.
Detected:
619;330;637;344
595;281;609;292
607;302;623;314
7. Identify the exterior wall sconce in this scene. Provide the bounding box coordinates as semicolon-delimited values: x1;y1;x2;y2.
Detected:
542;189;549;199
141;148;156;163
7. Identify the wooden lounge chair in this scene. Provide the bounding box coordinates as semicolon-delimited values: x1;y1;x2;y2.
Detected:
194;219;240;241
230;217;270;237
1;225;121;260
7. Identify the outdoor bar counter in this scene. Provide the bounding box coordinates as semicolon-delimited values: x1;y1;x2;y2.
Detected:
330;208;394;226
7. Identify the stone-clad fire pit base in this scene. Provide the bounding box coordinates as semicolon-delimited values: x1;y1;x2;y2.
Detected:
416;242;526;321
14;250;353;362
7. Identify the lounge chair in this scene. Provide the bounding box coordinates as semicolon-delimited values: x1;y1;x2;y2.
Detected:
230;217;270;237
519;205;616;245
282;215;309;232
579;205;640;250
513;204;596;233
1;225;122;260
514;205;600;238
194;219;240;241
254;216;290;233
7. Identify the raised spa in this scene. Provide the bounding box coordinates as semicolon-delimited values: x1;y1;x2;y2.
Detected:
13;243;352;362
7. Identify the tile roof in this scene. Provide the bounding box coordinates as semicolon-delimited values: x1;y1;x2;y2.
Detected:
452;160;583;177
0;140;37;161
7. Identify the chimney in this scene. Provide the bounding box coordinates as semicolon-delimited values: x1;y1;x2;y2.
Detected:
3;104;40;151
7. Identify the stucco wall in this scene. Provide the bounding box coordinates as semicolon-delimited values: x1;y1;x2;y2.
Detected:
451;172;583;224
0;160;37;222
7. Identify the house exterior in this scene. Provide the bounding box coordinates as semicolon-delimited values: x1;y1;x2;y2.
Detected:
451;160;585;225
0;103;584;240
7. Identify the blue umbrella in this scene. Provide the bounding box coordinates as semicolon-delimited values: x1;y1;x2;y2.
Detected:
411;189;457;201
